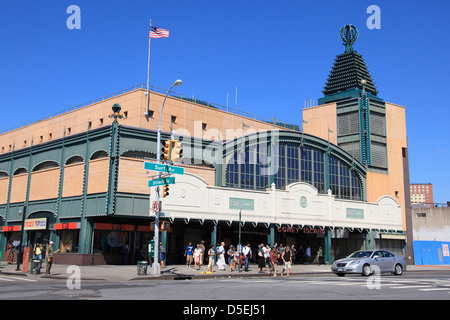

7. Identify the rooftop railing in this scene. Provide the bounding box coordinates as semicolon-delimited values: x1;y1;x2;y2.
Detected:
0;83;300;135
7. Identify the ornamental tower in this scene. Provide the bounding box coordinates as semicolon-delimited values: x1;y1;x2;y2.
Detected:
317;25;387;171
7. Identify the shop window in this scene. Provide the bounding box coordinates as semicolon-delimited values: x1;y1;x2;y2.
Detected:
60;230;79;253
93;230;129;255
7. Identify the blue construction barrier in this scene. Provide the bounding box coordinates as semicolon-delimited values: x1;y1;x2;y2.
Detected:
413;241;450;265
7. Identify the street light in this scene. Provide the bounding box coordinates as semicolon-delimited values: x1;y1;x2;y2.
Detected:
152;79;182;275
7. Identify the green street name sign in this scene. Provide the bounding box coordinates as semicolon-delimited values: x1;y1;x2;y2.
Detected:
144;162;185;175
346;208;364;219
229;198;254;211
148;177;175;187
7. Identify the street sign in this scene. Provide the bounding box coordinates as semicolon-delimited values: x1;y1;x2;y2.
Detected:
152;201;160;213
148;240;155;258
148;176;175;187
144;162;185;175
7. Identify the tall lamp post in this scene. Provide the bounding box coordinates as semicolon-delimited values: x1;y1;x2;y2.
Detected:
152;79;182;275
238;204;242;273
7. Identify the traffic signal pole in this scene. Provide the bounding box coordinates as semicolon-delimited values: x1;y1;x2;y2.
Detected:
152;79;182;275
153;123;161;275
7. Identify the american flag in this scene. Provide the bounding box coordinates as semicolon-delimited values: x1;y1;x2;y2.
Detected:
150;26;169;38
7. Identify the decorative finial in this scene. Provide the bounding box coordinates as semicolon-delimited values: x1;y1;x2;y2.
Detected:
339;24;358;53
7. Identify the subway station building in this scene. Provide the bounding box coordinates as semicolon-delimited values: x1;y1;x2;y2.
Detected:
0;26;413;265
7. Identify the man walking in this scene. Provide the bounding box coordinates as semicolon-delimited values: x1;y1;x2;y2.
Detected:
281;245;292;277
217;242;226;271
46;241;60;277
242;242;252;272
184;242;194;267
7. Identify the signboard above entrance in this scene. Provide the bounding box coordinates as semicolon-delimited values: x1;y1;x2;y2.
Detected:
24;218;47;230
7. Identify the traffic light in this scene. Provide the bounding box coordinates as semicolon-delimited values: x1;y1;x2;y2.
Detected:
162;184;169;197
160;221;170;231
161;140;172;161
171;140;183;162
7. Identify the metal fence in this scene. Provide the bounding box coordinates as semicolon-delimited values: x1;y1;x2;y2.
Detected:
0;83;300;135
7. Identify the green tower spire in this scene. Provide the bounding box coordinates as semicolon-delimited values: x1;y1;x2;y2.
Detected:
322;25;378;98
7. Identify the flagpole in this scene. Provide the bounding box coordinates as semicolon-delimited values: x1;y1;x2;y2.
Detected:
145;19;152;116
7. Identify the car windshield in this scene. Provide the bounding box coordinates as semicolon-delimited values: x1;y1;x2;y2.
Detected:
348;251;373;258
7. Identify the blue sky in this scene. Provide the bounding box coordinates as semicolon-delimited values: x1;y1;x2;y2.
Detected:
0;0;449;203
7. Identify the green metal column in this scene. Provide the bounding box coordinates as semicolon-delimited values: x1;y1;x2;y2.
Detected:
324;150;330;192
365;231;376;250
268;134;275;186
161;230;167;265
54;131;67;248
106;119;120;216
0;146;15;251
78;124;91;254
79;217;92;254
325;228;332;264
267;225;275;247
211;223;217;263
215;140;223;187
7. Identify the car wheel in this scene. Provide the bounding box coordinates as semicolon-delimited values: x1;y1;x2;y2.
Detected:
362;264;372;276
393;264;403;276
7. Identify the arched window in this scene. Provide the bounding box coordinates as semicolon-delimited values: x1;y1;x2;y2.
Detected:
66;156;84;165
90;150;108;160
13;167;27;175
33;161;59;172
225;140;363;200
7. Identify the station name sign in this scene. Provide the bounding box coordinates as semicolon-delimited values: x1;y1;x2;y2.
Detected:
277;226;326;235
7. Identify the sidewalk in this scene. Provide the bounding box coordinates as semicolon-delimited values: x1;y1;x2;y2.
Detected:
1;261;449;282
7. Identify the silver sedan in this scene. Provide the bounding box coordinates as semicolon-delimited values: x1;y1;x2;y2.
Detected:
331;250;407;277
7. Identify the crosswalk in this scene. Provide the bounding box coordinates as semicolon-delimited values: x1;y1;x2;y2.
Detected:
218;276;450;294
0;275;37;282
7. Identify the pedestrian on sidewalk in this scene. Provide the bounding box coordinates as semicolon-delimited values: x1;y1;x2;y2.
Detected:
227;245;236;271
317;246;324;266
291;244;297;264
184;242;194;267
257;244;266;273
194;244;202;270
207;245;215;272
281;245;292;277
46;241;60;276
159;243;166;268
243;242;252;272
277;244;284;266
123;242;130;264
264;244;270;268
217;242;226;271
269;247;278;277
199;240;206;269
305;245;311;264
7;241;14;264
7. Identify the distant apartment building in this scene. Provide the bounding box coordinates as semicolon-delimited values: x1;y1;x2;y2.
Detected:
410;183;433;204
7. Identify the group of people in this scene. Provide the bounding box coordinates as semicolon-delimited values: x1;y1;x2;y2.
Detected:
183;241;326;276
5;240;60;276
